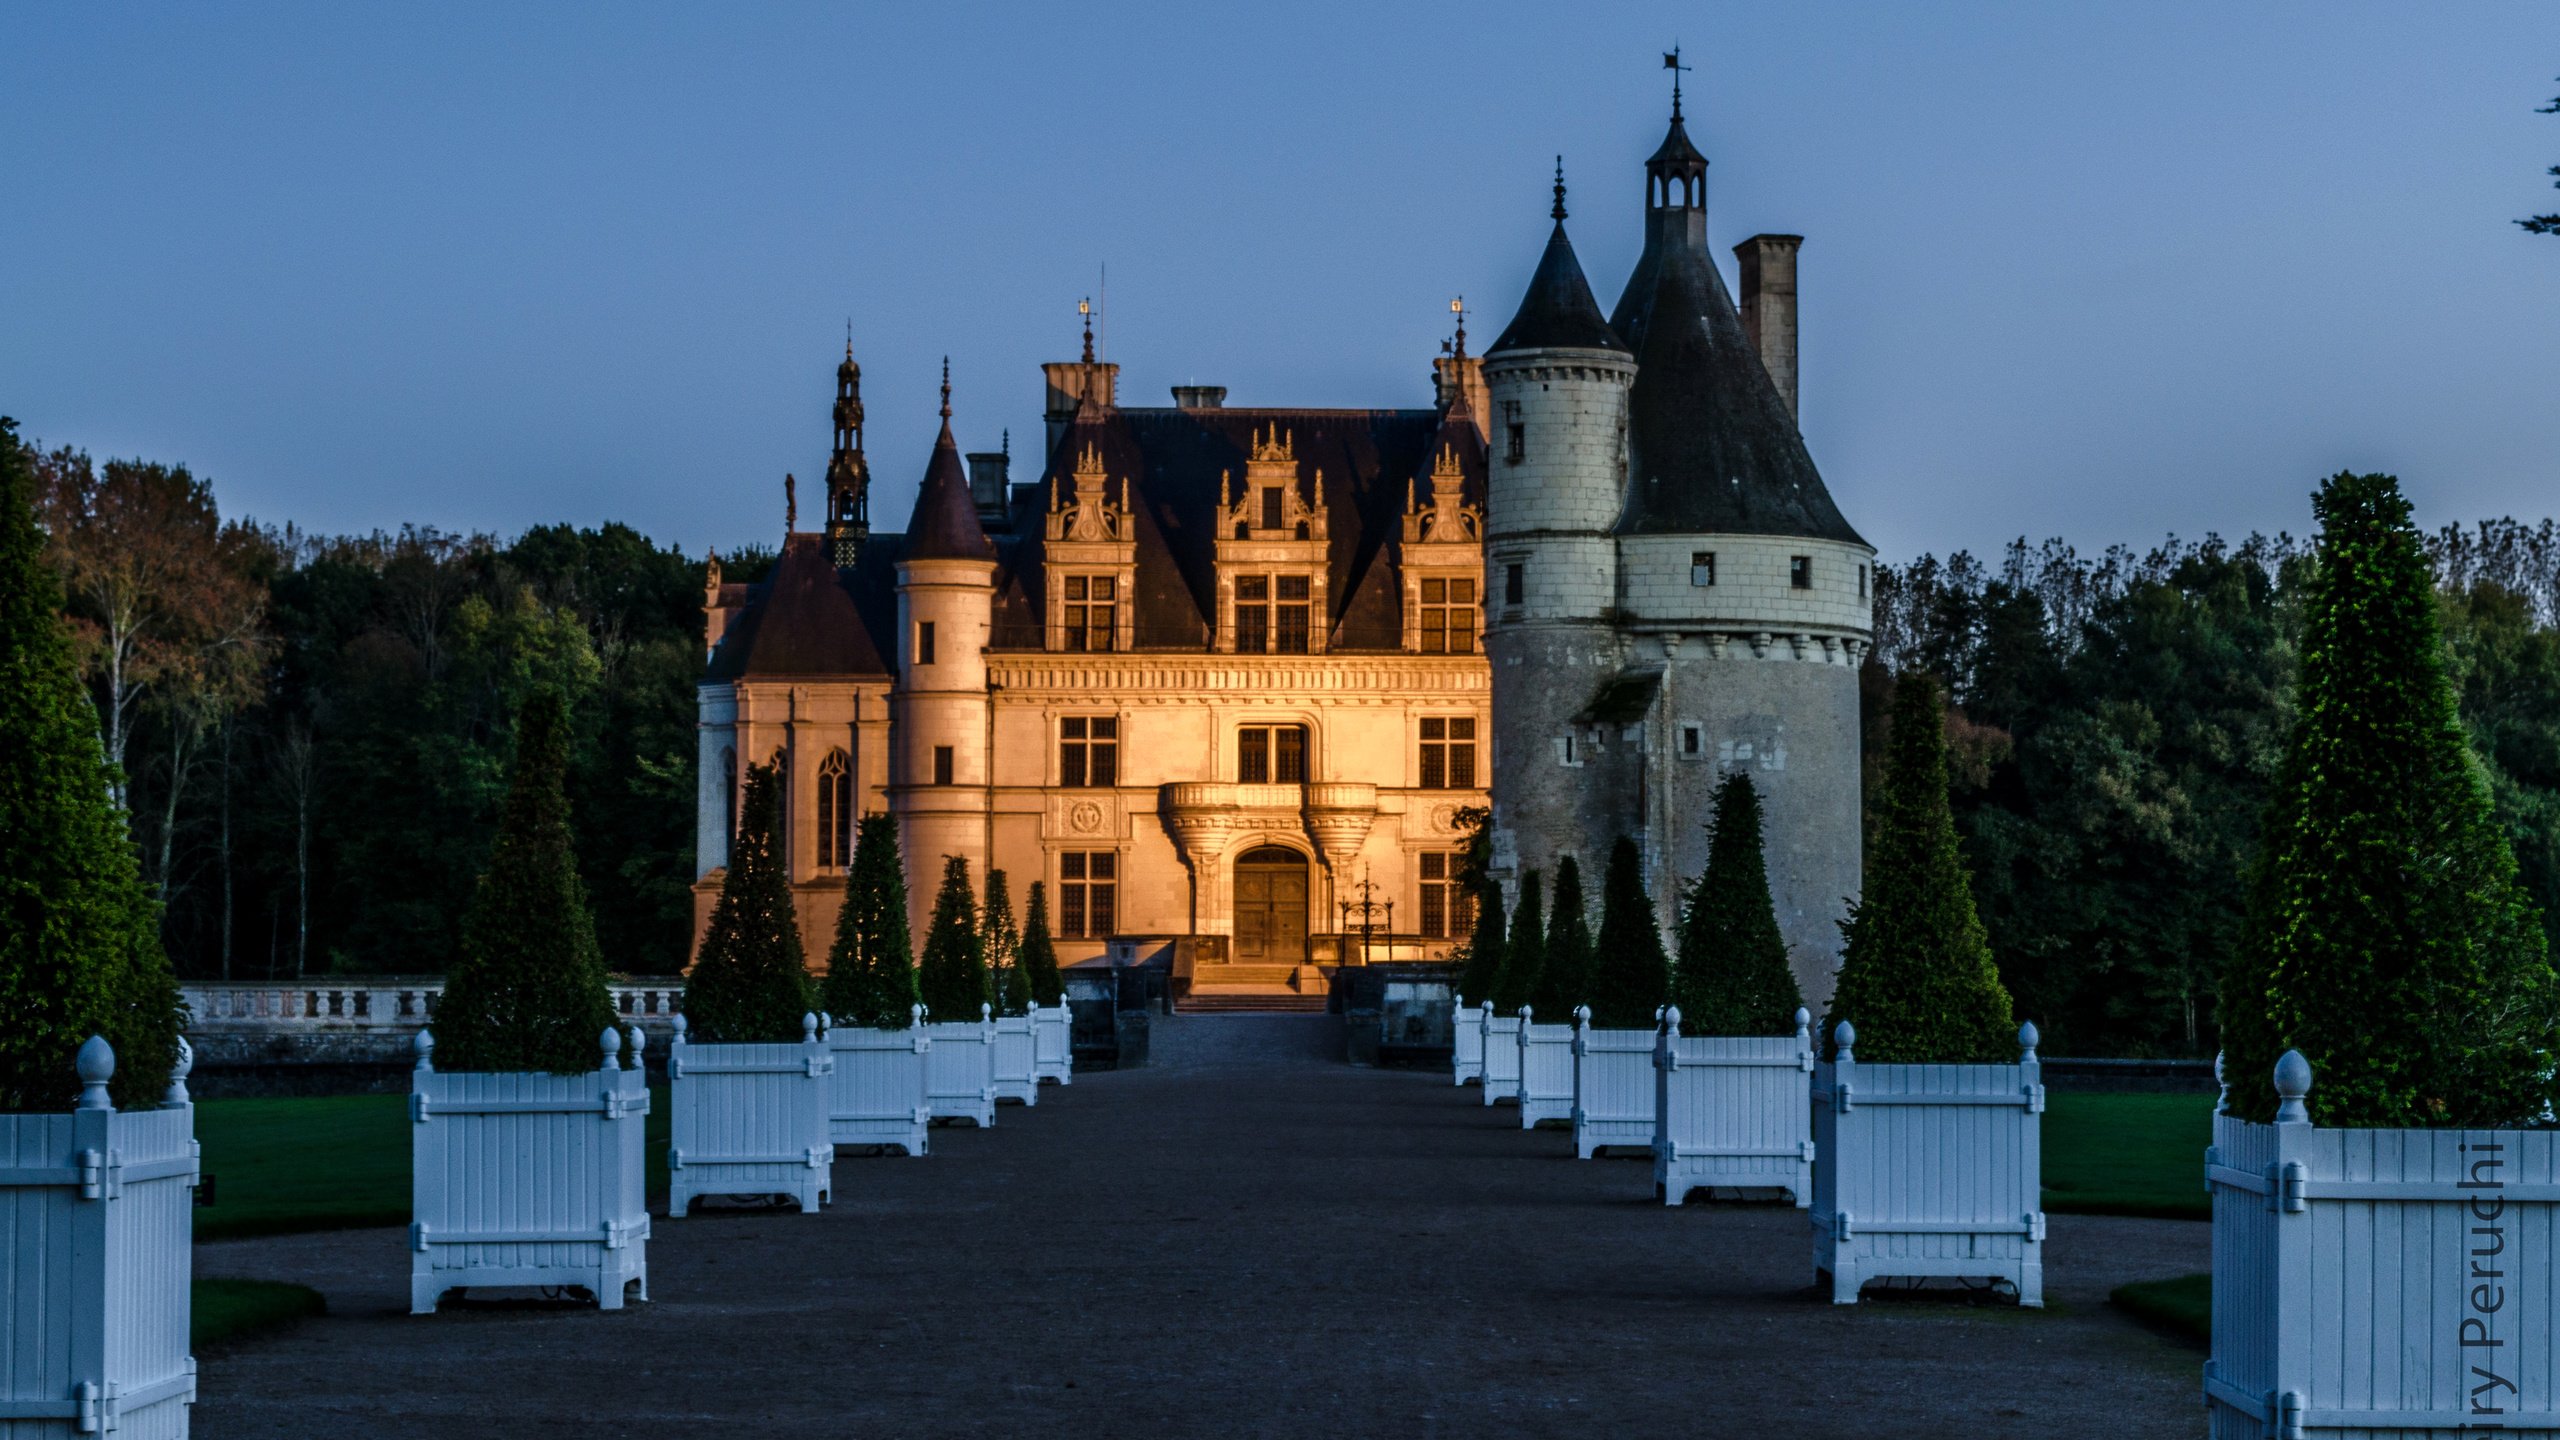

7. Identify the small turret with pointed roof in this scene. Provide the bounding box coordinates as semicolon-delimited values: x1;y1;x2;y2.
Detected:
826;331;871;566
1487;162;1627;357
905;359;996;562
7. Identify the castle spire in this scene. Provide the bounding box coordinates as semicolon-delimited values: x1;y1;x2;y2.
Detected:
825;335;871;563
1552;156;1567;222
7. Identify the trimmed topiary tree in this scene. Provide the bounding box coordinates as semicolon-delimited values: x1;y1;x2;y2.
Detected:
0;419;181;1110
1447;806;1502;1002
2221;473;2558;1126
435;687;621;1072
1585;837;1670;1029
917;855;987;1021
1020;881;1064;1007
1823;671;2018;1063
821;812;916;1029
684;761;814;1042
1677;773;1804;1035
1531;854;1592;1017
983;868;1026;1016
1491;869;1545;1015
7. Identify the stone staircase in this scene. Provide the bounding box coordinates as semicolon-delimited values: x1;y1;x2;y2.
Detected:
1180;960;1331;1014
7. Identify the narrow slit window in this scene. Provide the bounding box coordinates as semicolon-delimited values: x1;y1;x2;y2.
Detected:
1790;556;1812;590
1692;551;1716;587
932;745;954;786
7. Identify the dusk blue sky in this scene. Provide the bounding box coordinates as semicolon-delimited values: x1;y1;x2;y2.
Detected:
6;4;2557;566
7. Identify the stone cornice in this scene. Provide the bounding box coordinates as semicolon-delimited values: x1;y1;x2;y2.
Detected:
985;653;1489;695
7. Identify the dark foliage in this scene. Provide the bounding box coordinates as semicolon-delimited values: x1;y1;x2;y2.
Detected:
683;761;813;1042
433;688;620;1072
1529;854;1591;1017
984;869;1027;1016
1676;774;1802;1034
917;856;987;1022
1019;882;1064;1007
821;813;916;1028
1491;870;1544;1016
1447;806;1502;1004
1585;838;1670;1029
2221;474;2556;1126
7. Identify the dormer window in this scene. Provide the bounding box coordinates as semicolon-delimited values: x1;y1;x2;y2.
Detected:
1419;577;1476;654
1062;575;1116;652
1260;487;1284;531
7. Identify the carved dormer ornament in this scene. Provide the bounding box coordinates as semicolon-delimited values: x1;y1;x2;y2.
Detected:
1249;424;1294;464
1223;427;1328;542
1047;443;1129;544
1404;444;1482;545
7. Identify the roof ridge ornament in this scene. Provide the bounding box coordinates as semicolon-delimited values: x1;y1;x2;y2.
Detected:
1250;424;1294;464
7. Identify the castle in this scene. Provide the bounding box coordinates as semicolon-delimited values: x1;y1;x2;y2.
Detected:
695;97;1871;1005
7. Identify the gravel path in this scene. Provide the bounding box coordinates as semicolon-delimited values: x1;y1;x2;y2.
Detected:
193;1015;2205;1438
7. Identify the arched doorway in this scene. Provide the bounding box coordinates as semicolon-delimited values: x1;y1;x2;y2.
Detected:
1232;845;1309;965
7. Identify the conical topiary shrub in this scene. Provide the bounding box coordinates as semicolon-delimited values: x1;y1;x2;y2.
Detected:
1677;773;1803;1034
1822;671;2018;1063
2221;473;2558;1126
822;812;917;1029
684;761;814;1042
435;687;620;1072
917;855;987;1021
0;420;181;1110
983;868;1027;1016
1585;837;1670;1029
1530;854;1592;1017
1020;881;1064;1007
1456;873;1505;1006
1491;869;1545;1015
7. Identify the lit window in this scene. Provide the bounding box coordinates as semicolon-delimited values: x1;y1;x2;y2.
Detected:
932;746;954;786
1238;725;1308;784
1790;556;1812;590
1062;575;1117;652
1060;851;1118;938
1692;552;1716;587
1419;852;1474;939
1419;577;1477;654
815;750;853;867
1059;716;1119;788
1419;717;1477;789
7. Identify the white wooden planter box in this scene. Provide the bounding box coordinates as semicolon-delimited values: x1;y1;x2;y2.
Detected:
923;1005;996;1127
1516;1007;1577;1128
410;1026;649;1314
1653;1006;1815;1204
0;1038;197;1438
991;1012;1039;1107
666;1014;832;1217
1570;1008;1657;1158
824;1008;930;1155
2206;1051;2560;1437
1451;999;1483;1086
1031;1000;1072;1086
1480;1011;1521;1106
1810;1020;2044;1306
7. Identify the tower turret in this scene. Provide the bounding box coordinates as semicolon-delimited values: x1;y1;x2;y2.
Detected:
1481;163;1638;892
891;361;998;943
824;339;870;566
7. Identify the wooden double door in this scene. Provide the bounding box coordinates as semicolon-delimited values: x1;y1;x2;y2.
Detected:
1232;845;1309;964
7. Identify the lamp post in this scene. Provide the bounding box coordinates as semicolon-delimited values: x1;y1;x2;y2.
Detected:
1335;864;1394;966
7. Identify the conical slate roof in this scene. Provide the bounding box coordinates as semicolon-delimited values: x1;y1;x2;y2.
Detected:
904;416;994;561
1607;127;1862;546
1488;220;1626;357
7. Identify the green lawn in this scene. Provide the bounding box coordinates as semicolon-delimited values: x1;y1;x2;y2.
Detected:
192;1278;326;1347
2112;1272;2211;1346
195;1087;670;1241
2041;1091;2213;1220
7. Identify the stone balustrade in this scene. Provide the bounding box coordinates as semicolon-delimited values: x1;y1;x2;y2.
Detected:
183;978;686;1033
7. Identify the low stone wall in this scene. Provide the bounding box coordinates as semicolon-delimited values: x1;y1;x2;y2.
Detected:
186;1029;675;1097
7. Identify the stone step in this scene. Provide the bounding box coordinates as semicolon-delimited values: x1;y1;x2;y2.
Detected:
1178;994;1331;1015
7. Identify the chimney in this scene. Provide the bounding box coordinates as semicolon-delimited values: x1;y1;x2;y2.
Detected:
1431;353;1490;442
1171;385;1227;409
1734;234;1802;424
1041;359;1119;455
965;451;1011;531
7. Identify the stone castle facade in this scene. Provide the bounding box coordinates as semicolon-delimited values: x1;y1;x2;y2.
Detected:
695;100;1869;1004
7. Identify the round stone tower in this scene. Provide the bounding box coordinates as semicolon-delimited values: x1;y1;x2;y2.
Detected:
1480;166;1637;921
891;366;997;944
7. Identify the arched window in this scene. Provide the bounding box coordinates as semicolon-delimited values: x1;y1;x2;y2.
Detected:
815;750;853;869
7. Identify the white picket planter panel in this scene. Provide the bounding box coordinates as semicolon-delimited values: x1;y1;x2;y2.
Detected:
1480;1012;1521;1106
1810;1021;2044;1306
1516;1009;1577;1127
409;1027;649;1314
1450;999;1484;1086
1570;1009;1657;1158
666;1016;832;1217
824;1011;930;1155
923;1007;997;1127
1653;1007;1816;1204
0;1038;197;1439
1031;1000;1073;1086
991;1013;1039;1106
2206;1051;2560;1437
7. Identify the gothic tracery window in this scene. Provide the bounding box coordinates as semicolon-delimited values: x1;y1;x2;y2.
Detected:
815;750;852;869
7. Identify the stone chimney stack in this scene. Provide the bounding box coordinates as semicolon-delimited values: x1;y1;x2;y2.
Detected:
1171;385;1227;409
1734;234;1802;424
965;451;1011;531
1041;360;1118;455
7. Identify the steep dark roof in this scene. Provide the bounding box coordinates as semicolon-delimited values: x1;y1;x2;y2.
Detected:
703;532;890;680
904;419;995;561
1607;179;1863;545
1487;222;1627;356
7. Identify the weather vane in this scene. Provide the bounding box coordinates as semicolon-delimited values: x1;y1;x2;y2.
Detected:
1664;46;1691;120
